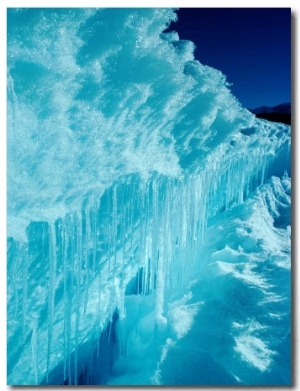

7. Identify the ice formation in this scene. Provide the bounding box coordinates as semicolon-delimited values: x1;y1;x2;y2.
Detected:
7;8;291;385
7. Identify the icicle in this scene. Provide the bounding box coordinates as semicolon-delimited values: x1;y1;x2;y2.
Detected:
31;323;39;385
91;205;98;274
68;215;75;385
129;184;135;254
22;246;28;342
62;219;70;383
155;234;166;325
238;168;245;205
151;180;159;294
112;185;118;276
162;181;172;302
97;253;102;354
153;179;167;324
260;154;268;186
74;212;82;386
10;276;19;321
83;209;90;314
142;240;150;295
119;184;126;290
46;222;57;384
137;181;148;295
9;242;22;322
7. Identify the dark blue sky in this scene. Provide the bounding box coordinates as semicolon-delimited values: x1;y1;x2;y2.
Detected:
168;8;291;109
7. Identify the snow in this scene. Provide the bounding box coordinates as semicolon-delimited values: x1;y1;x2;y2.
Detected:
7;8;291;386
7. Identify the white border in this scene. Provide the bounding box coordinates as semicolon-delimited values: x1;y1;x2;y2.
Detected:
1;1;298;390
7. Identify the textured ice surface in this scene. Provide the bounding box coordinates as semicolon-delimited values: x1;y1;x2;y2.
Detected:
7;8;291;385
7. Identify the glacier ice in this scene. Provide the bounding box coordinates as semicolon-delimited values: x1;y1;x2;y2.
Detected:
7;8;291;385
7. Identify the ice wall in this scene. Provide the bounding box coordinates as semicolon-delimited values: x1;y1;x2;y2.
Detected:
7;8;291;385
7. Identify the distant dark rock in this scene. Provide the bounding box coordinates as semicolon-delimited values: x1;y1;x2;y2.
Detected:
248;103;291;125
